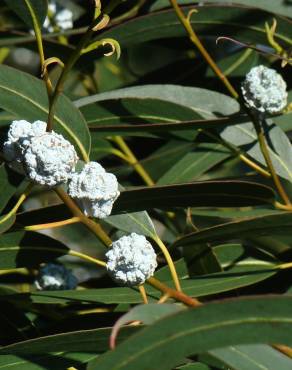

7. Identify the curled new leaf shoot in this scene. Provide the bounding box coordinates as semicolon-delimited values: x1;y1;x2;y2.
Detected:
94;0;102;18
81;38;121;59
186;8;198;24
92;14;110;31
41;57;64;77
265;18;282;54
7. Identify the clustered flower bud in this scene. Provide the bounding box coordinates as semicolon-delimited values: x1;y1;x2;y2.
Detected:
105;233;157;286
24;132;78;186
3;120;79;187
241;65;288;114
43;1;73;32
3;120;47;173
35;263;78;291
68;161;120;219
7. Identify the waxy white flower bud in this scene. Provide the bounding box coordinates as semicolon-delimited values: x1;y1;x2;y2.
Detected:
24;132;78;186
241;65;287;114
3;120;47;173
106;233;157;286
68;161;120;219
35;263;78;291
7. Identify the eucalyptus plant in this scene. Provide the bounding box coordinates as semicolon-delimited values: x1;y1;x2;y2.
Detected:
0;0;292;369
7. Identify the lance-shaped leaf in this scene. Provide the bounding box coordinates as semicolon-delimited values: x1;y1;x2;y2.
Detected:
0;231;69;269
76;85;240;139
105;211;157;238
75;84;239;118
0;326;139;355
87;296;292;370
0;165;24;214
0;213;16;235
209;344;292;370
150;0;292;17
0;244;69;269
172;211;292;248
157;143;230;184
110;304;183;349
112;181;275;213
13;265;276;305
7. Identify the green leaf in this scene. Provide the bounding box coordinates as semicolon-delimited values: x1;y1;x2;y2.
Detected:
0;111;15;127
0;301;38;344
87;296;292;370
157;143;230;184
18;265;276;305
87;117;239;137
0;64;90;161
4;0;48;28
16;204;70;226
209;344;292;370
172;211;292;248
177;364;211;370
90;134;115;161
150;0;292;17
274;91;292;132
179;265;276;297
113;181;275;213
0;231;27;246
0;245;69;269
0;213;16;235
85;114;242;140
105;212;157;238
183;243;222;276
81;97;204;136
0;165;23;214
190;208;281;220
206;48;261;79
143;140;196;181
213;243;278;268
111;304;183;348
75;85;239;119
0;326;139;355
154;258;188;281
96;6;292;49
0;352;95;370
221;120;292;183
26;287;146;305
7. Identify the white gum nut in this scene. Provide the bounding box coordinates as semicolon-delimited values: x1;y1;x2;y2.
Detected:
68;161;120;219
241;65;288;114
24;132;78;186
105;233;158;286
3;120;47;173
